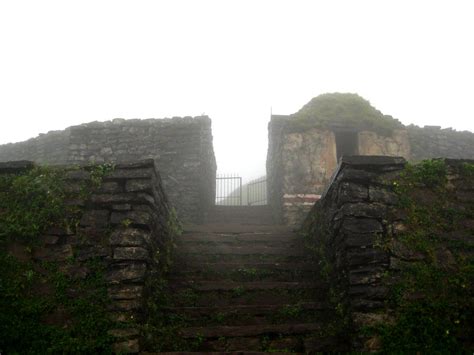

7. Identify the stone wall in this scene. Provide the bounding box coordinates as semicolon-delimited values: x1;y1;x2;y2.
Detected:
267;115;409;225
407;124;474;161
301;156;474;351
0;116;217;223
358;129;410;157
1;159;175;353
267;114;474;226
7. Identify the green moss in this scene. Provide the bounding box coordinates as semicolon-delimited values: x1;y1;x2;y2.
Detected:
0;164;118;353
374;159;474;352
0;167;67;242
0;254;115;353
285;93;403;136
300;209;351;344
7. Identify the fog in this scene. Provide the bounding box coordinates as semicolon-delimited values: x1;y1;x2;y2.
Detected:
1;0;473;182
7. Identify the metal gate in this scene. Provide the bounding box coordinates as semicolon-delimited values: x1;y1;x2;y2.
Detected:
215;174;242;205
215;174;267;206
247;176;267;205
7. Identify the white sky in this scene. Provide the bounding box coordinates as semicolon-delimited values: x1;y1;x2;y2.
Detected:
1;0;473;182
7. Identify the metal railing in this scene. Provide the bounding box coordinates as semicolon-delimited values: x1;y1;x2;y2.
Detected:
247;176;267;205
215;174;242;206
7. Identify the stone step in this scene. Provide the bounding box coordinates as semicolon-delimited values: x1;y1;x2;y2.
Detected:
173;253;313;264
202;335;303;354
205;218;275;225
170;287;327;307
183;224;291;234
169;280;320;292
179;232;299;243
164;302;330;326
157;352;294;355
165;302;329;317
169;268;318;282
180;323;322;338
177;244;307;256
171;261;320;273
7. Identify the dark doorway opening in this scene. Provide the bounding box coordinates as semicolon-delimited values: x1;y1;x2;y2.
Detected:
335;131;359;160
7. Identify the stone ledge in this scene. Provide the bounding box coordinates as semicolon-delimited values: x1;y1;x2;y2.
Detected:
0;160;35;173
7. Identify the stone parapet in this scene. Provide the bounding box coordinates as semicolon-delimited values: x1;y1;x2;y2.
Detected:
0;116;217;223
1;159;175;353
302;156;474;351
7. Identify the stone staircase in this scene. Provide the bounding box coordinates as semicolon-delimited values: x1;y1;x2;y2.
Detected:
149;206;347;353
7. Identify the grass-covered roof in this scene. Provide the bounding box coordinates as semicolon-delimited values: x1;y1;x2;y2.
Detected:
286;93;403;136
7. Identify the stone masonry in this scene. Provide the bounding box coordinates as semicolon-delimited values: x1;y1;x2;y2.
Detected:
1;159;175;353
0;116;217;223
301;156;474;351
267;114;474;226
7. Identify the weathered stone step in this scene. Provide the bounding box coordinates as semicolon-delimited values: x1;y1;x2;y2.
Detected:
207;206;274;220
177;244;307;256
179;232;299;243
165;302;328;315
171;261;320;272
173;253;312;264
180;323;322;338
171;309;329;327
169;280;319;292
171;287;327;307
204;219;274;225
156;352;293;355
183;224;291;234
169;268;318;282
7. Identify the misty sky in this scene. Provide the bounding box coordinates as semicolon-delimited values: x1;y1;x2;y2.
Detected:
0;1;473;182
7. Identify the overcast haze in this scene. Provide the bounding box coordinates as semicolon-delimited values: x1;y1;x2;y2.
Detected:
1;0;473;182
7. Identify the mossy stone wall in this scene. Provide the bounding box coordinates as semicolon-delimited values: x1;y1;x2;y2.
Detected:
0;159;176;353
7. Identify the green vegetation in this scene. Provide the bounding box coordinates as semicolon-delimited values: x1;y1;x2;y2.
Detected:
0;167;68;242
286;93;403;136
373;159;474;352
300;211;351;344
0;165;117;353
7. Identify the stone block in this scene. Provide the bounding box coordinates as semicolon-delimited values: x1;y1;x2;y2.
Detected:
390;239;425;261
63;181;83;193
41;235;59;245
79;210;110;228
108;285;144;300
65;170;91;180
349;285;388;299
348;269;383;285
339;203;387;219
109;328;140;338
346;248;389;266
126;179;153;192
113;247;149;261
109;228;150;246
110;211;152;226
46;225;75;236
351;298;384;311
0;160;35;173
33;244;73;262
91;192;155;206
112;204;132;211
107;263;147;283
341;218;383;234
112;299;143;311
97;181;121;193
112;338;139;354
76;246;110;261
61;264;90;279
344;232;378;247
106;168;155;180
369;187;398;204
338;182;368;204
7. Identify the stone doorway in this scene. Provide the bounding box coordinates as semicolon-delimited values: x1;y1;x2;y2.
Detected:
335;130;359;160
